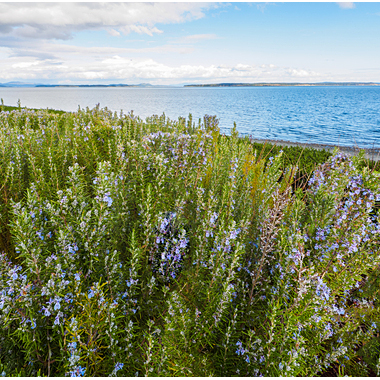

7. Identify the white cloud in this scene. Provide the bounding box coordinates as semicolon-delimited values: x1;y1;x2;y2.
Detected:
256;3;276;13
12;61;40;69
107;29;120;37
5;41;195;61
0;3;214;40
0;54;322;84
121;25;163;37
287;68;319;77
337;2;356;9
180;34;217;43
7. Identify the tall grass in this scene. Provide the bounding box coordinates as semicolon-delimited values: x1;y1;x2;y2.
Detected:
0;105;379;376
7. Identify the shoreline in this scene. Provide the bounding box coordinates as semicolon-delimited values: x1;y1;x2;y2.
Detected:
249;137;380;162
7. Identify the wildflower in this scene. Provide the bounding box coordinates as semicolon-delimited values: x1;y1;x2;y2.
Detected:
210;212;218;225
112;362;124;375
103;192;113;207
54;298;61;310
54;312;63;326
70;366;86;377
315;277;330;302
42;307;51;317
235;341;246;355
230;229;239;240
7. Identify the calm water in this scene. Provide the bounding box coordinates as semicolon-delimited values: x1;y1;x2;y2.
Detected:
1;86;380;148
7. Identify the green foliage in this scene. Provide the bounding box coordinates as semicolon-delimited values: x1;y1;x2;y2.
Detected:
0;106;379;376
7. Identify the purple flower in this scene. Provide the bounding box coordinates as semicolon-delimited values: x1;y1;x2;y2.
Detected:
179;238;188;249
42;307;51;317
54;312;63;326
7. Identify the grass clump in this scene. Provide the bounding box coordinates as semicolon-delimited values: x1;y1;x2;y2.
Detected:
0;106;379;376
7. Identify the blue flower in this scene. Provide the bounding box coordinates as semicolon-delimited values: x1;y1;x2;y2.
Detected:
103;193;113;207
70;366;86;377
114;362;124;373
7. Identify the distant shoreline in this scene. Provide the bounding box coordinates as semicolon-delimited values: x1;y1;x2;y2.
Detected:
185;82;380;88
1;82;380;88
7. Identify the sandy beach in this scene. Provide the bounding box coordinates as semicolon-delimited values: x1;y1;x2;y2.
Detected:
250;138;380;162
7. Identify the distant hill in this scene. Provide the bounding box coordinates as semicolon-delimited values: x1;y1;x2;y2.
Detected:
35;84;132;88
2;81;379;88
0;82;177;88
0;81;44;87
184;82;380;87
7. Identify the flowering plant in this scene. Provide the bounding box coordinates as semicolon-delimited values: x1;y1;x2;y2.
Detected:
0;106;379;376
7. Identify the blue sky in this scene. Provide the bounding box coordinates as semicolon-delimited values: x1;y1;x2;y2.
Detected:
0;2;379;85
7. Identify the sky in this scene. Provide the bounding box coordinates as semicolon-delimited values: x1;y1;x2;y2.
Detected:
0;2;380;85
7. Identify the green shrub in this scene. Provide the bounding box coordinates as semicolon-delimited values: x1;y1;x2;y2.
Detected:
0;107;379;376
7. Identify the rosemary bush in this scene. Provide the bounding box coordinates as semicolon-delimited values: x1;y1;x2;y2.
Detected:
0;106;379;376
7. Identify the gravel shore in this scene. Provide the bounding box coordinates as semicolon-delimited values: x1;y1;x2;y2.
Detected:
250;138;380;162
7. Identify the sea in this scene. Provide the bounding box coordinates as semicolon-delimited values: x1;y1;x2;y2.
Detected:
1;85;380;149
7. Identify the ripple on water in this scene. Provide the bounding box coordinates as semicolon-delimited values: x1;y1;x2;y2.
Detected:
1;85;379;148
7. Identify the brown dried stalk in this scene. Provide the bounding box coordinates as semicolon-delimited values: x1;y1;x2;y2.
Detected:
249;187;290;302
